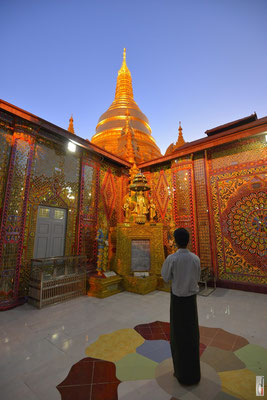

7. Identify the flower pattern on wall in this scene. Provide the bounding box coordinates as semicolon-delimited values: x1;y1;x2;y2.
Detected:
221;177;267;268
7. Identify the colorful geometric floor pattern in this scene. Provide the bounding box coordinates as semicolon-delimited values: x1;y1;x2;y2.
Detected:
57;321;267;400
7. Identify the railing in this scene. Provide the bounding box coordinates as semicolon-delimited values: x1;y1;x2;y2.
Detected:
198;267;216;296
28;255;87;308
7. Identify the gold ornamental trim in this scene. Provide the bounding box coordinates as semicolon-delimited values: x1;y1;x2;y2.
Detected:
91;129;157;144
96;115;152;133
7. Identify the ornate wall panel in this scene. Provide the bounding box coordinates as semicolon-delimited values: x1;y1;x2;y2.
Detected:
210;138;266;171
171;160;197;254
143;165;174;256
193;154;212;269
101;169;117;223
98;163;128;271
209;138;267;286
99;163;128;228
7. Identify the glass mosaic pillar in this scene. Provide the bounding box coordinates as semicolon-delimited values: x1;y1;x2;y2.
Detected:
0;130;35;310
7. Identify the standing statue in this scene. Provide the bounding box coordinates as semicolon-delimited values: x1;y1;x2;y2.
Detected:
96;228;109;274
123;197;132;221
136;191;148;215
103;234;109;272
149;199;156;220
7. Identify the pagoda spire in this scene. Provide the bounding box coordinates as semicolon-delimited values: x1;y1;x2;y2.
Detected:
122;47;127;69
176;121;185;147
115;48;134;100
68;115;75;134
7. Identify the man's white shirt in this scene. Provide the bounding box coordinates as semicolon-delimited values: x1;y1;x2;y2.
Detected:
161;248;201;297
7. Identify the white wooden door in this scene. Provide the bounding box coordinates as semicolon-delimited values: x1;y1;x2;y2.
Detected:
34;206;67;258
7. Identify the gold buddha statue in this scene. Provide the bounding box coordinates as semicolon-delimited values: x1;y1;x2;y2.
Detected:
123;172;157;224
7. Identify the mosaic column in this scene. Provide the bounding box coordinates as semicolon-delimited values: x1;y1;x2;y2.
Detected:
171;160;197;254
0;129;35;310
78;156;99;275
193;152;212;270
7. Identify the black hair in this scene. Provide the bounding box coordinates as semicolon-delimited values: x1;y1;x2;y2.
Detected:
173;228;189;248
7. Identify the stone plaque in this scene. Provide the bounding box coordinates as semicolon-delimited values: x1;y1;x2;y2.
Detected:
131;240;150;271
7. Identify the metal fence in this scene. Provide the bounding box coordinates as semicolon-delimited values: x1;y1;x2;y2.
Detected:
28;255;87;308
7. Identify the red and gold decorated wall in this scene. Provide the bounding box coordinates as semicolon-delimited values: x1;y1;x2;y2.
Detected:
98;161;129;267
171;157;198;254
143;165;174;256
143;158;197;257
144;136;266;290
208;137;266;287
99;162;128;228
78;154;128;274
144;156;203;260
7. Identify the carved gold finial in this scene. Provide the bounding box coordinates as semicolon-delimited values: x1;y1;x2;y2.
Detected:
115;48;134;99
68;115;75;134
176;121;185;147
121;48;127;70
129;162;139;184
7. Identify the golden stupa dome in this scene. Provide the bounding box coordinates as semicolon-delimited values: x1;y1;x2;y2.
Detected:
91;49;162;163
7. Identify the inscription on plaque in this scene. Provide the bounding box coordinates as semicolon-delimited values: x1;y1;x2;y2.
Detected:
131;239;150;271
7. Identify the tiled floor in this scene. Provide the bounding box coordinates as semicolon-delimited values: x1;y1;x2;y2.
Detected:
0;288;266;399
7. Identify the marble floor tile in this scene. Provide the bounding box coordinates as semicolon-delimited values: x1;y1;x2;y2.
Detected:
200;346;245;372
117;379;153;398
23;353;79;400
85;328;144;362
0;378;39;400
155;358;221;400
118;379;171;400
57;357;121;400
213;392;240;400
234;344;267;377
0;339;66;386
136;339;172;363
218;368;258;400
115;352;158;381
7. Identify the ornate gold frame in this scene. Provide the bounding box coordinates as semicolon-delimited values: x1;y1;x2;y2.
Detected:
114;223;164;276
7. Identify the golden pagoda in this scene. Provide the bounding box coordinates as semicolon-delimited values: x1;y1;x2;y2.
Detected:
91;49;162;163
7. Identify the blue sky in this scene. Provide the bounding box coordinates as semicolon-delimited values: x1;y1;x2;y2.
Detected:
1;0;267;154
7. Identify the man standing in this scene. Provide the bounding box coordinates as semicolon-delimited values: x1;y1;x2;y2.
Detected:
161;228;201;385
